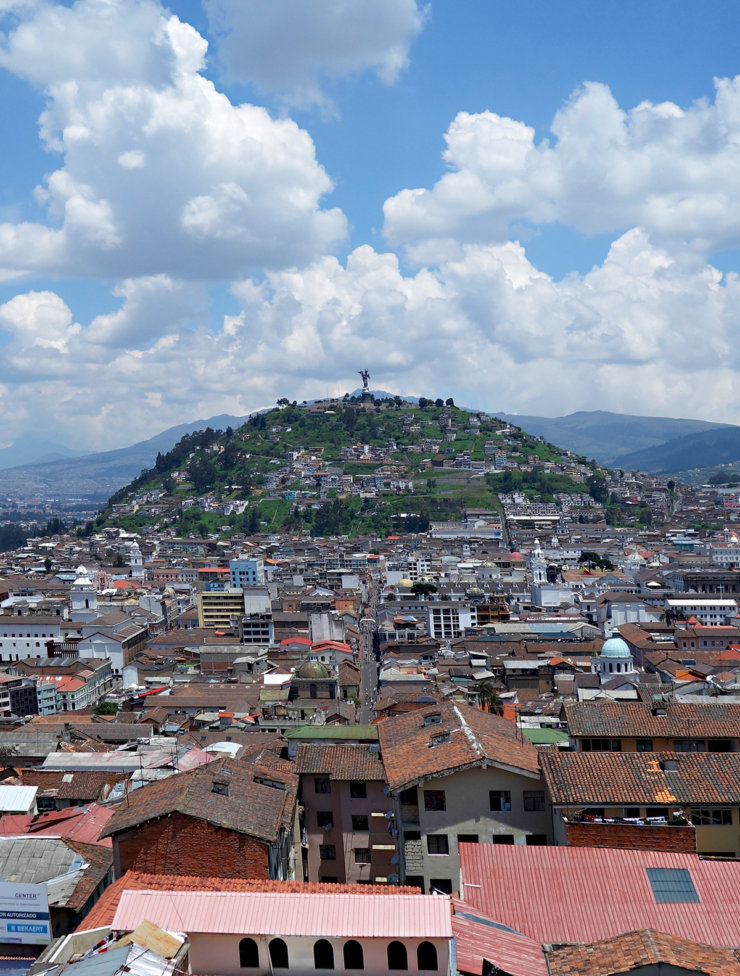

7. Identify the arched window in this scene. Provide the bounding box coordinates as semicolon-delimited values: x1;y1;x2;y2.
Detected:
239;938;259;968
314;939;334;969
387;941;408;970
417;942;438;971
269;938;289;969
343;940;364;970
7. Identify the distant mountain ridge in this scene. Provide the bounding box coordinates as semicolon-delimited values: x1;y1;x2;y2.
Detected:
0;413;250;503
616;426;740;474
493;410;732;466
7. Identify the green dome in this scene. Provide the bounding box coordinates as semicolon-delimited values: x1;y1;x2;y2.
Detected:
600;636;631;659
296;660;331;679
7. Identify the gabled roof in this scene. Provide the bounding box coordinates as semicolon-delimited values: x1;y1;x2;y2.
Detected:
377;701;540;793
547;928;740;976
564;700;740;739
101;757;297;844
295;744;386;782
540;750;740;805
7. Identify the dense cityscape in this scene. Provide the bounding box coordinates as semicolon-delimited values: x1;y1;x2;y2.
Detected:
0;395;734;973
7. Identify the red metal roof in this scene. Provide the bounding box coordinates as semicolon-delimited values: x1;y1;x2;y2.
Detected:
451;900;547;976
112;891;452;939
458;845;740;947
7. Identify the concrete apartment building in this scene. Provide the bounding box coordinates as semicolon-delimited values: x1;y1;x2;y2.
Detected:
378;700;551;893
295;743;393;885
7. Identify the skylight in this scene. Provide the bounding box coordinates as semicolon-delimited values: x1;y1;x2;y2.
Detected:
646;867;699;903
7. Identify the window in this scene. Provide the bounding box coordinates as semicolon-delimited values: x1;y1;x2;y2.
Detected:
523;791;545;812
646;807;667;819
489;790;511;812
624;807;641;818
354;847;371;863
424;789;446;811
692;808;733;826
526;834;548;845
269;939;289;969
636;739;653;752
646;867;699;903
343;940;364;970
350;782;367;798
427;834;449;855
314;940;334;970
708;739;732;753
581;738;621;752
417;942;438;971
400;786;417;805
317;811;333;828
320;844;336;860
457;834;479;845
491;834;514;844
675;740;706;752
387;941;408;971
430;878;452;894
315;778;331;793
239;938;259;968
352;814;369;831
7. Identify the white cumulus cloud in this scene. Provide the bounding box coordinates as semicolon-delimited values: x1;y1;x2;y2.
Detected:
384;78;740;259
0;0;347;279
205;0;426;108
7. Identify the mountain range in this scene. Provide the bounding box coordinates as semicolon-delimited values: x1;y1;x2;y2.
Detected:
2;405;739;510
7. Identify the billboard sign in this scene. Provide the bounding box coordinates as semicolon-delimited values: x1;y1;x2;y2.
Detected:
0;881;51;945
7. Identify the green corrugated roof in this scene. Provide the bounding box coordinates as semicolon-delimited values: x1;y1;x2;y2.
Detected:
283;724;379;740
521;727;569;744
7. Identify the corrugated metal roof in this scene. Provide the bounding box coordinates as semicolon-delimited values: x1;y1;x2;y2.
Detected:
0;786;37;812
112;891;452;938
451;902;548;976
458;844;740;947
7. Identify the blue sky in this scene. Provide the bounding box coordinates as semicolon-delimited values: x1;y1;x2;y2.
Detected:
0;0;739;451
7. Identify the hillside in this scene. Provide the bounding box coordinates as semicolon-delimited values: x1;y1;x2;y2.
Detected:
0;413;249;505
96;397;605;537
616;426;740;475
493;410;731;466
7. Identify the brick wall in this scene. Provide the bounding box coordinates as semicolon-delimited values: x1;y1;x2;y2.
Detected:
565;822;696;853
114;812;271;878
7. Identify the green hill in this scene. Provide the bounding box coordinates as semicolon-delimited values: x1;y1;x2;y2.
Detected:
92;397;602;537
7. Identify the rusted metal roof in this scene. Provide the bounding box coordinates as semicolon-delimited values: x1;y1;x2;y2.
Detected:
112;890;452;938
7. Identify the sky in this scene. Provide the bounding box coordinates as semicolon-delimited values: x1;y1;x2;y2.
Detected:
1;0;740;452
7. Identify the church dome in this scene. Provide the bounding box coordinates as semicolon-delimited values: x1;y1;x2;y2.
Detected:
296;660;331;680
600;636;631;658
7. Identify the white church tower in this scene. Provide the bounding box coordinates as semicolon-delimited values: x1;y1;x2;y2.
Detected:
70;564;97;622
529;538;547;585
129;541;145;581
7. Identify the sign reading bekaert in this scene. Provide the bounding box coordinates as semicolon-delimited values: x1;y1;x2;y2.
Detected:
0;881;51;945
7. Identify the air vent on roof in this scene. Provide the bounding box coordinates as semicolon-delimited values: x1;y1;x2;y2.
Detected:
211;781;230;796
430;732;451;747
254;775;285;790
652;705;667;717
660;758;679;772
423;713;442;726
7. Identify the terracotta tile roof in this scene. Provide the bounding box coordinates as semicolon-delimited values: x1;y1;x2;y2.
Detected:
76;871;421;931
294;744;386;782
547;928;740;976
101;756;297;844
540;750;740;806
21;769;123;801
64;839;114;911
564;700;740;739
378;700;541;793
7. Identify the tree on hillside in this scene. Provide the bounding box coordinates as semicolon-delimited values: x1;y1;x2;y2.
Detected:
445;398;454;407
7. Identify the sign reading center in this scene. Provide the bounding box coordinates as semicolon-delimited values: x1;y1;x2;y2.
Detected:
0;881;51;946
